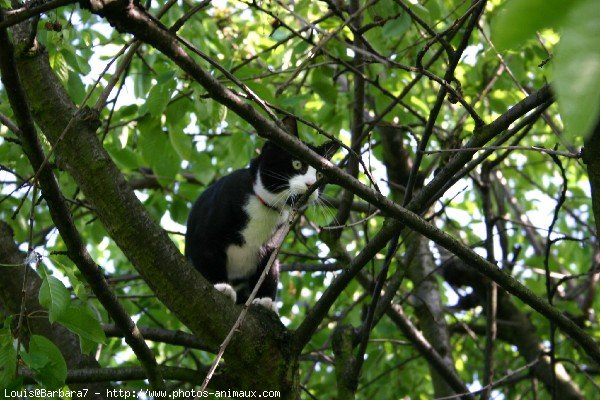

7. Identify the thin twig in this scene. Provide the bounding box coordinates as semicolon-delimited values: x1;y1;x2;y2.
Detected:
435;359;540;400
0;0;77;30
0;111;21;134
15;184;39;376
423;146;580;158
543;151;568;399
320;210;380;230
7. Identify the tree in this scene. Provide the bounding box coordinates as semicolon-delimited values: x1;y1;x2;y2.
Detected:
0;0;599;398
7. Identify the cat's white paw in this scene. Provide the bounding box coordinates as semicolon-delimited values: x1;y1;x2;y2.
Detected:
214;283;237;303
252;297;278;314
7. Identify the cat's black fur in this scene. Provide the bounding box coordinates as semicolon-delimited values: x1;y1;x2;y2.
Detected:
185;119;338;310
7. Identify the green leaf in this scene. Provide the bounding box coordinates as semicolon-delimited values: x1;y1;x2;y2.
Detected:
169;129;192;161
106;145;140;171
0;326;17;390
57;303;106;353
67;71;86;104
311;70;337;104
138;117;181;185
23;335;67;390
38;275;70;324
191;153;216;186
60;48;80;73
227;132;251;169
382;13;412;37
118;104;139;118
20;351;49;369
368;0;401;20
491;0;580;51
51;256;88;302
140;74;176;117
425;0;442;22
553;0;600;142
279;94;311;109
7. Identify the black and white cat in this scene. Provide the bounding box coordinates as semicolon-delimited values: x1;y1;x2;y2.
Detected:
185;118;338;313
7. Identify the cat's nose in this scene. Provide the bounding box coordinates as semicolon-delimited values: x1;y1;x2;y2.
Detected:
305;180;315;187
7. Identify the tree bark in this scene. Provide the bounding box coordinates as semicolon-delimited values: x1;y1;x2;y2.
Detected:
9;26;297;395
0;222;109;400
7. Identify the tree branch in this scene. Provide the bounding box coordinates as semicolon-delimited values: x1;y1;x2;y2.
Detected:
0;0;78;30
293;88;557;355
67;0;600;369
387;304;473;399
103;324;215;353
0;21;165;391
0;222;109;400
10;15;294;392
20;365;229;387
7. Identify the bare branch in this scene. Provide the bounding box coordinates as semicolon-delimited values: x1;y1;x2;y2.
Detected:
0;0;77;30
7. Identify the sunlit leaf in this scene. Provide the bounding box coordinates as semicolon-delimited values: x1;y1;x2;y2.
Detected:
39;274;70;324
491;0;580;51
553;0;600;142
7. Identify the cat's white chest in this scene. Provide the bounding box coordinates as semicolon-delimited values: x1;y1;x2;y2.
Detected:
225;196;288;280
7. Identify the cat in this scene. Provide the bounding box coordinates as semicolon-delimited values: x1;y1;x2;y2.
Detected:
185;117;338;313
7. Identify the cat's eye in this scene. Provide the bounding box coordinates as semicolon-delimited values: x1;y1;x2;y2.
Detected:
316;171;324;180
292;160;303;170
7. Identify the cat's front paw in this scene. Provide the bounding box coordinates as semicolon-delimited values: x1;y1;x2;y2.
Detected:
214;283;237;303
252;297;278;314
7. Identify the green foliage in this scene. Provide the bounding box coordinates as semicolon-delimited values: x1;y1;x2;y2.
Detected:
58;303;106;354
553;0;600;142
21;335;67;390
37;264;106;354
491;0;578;51
492;0;600;142
38;273;70;324
0;318;17;390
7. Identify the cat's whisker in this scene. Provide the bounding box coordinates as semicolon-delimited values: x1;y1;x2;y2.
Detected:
272;189;291;209
314;197;339;226
269;182;290;192
261;171;289;181
320;197;340;224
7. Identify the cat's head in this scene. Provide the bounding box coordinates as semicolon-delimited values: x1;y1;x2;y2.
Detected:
250;117;339;208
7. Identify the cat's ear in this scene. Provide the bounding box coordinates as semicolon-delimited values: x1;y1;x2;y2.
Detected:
317;140;340;160
281;116;299;138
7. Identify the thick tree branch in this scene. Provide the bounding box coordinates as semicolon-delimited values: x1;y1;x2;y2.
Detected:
9;9;295;394
34;0;600;373
0;22;164;391
332;324;358;399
